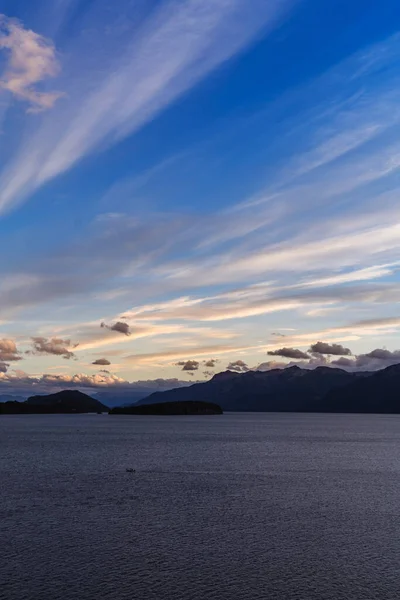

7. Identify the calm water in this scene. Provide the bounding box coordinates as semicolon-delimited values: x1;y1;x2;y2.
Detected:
1;413;400;600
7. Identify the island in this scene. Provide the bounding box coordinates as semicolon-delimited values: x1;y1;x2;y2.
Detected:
109;400;223;415
0;390;108;414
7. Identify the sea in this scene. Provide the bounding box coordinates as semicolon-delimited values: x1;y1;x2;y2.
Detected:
1;413;400;600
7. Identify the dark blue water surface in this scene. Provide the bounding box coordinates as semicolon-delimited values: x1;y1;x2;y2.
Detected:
1;413;400;600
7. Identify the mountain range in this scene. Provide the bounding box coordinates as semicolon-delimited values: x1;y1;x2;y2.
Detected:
138;364;400;413
2;363;400;414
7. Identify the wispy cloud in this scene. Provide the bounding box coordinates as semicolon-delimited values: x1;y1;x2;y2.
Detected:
0;0;296;213
125;343;261;365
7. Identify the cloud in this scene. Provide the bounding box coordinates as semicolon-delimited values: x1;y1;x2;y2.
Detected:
204;359;218;367
0;0;296;212
92;358;111;366
363;348;399;360
267;347;310;360
301;264;398;288
31;337;76;359
0;14;62;111
176;360;200;372
332;348;400;371
0;372;194;397
255;360;288;371
203;370;215;378
331;357;355;368
0;362;8;373
125;343;263;365
354;348;400;370
309;342;352;356
227;359;249;373
101;321;131;336
0;339;21;363
0;339;21;362
258;344;400;372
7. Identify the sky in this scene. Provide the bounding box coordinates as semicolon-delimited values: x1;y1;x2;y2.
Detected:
2;0;400;396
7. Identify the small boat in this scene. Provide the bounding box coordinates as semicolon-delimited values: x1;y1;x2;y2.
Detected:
126;468;135;473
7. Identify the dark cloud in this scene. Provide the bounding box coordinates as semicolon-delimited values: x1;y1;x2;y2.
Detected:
92;358;111;366
101;321;131;336
0;339;21;362
252;346;400;373
268;347;310;360
331;357;355;368
176;360;200;371
203;359;218;368
227;360;249;373
363;349;397;360
99;369;110;374
309;342;352;356
0;362;8;373
308;353;329;366
256;361;287;371
354;349;400;370
31;337;76;359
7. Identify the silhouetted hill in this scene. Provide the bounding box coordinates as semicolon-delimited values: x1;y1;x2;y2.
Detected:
139;366;367;412
0;390;108;414
322;363;400;413
110;401;223;415
0;395;26;403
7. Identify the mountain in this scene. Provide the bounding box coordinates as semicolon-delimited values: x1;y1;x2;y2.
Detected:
94;381;196;408
0;395;26;403
0;390;108;414
322;363;400;413
110;401;223;415
139;366;368;412
94;391;153;408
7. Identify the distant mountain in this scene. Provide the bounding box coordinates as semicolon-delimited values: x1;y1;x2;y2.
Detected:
94;381;196;408
322;363;400;413
0;395;26;404
139;366;370;412
94;391;151;408
110;401;223;415
0;390;108;414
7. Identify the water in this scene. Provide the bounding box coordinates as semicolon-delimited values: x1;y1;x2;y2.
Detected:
1;413;400;600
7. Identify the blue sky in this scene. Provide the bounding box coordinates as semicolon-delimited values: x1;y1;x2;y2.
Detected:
2;0;400;395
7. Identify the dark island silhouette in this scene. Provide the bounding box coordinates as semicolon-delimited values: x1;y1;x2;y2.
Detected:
109;401;223;415
0;390;108;414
